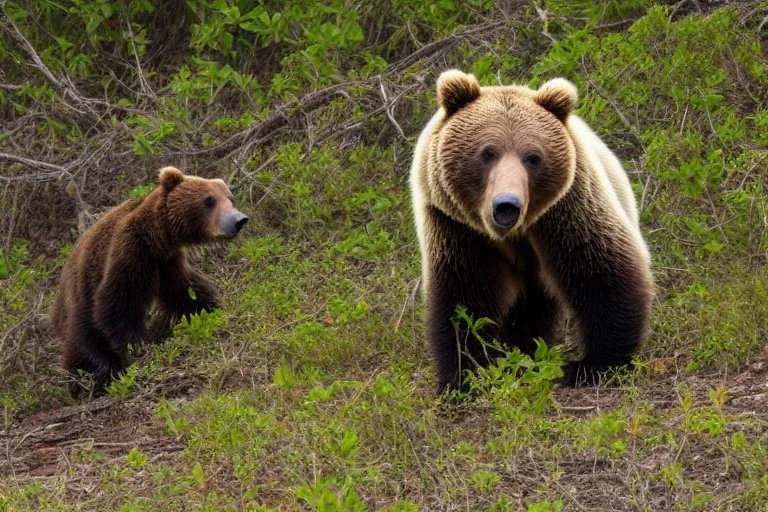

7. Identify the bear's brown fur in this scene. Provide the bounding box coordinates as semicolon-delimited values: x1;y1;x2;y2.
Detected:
410;70;654;392
50;167;248;396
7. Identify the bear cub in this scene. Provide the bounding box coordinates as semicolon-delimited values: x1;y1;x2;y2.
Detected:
410;70;654;392
51;167;248;396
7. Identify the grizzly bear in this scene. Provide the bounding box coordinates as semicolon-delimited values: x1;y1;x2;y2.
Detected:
409;70;654;392
50;167;248;396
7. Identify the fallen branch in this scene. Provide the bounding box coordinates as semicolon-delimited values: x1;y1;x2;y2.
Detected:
0;152;71;178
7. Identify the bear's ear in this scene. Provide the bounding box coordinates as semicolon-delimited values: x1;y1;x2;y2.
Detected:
159;166;185;190
534;78;577;122
437;69;481;117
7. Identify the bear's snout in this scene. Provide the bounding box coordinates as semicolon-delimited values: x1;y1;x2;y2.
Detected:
491;193;522;230
220;211;249;239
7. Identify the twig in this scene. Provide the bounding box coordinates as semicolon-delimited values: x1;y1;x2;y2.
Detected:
125;19;156;100
394;278;421;332
0;152;70;174
580;58;645;149
679;102;689;135
19;397;116;426
155;22;503;163
735;153;768;191
378;78;406;139
13;423;64;452
639;172;651;212
533;1;557;44
704;182;728;244
385;20;506;76
759;15;768;33
159;83;352;161
0;293;45;365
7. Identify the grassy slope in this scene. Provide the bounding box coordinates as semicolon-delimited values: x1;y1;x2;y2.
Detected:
1;1;768;510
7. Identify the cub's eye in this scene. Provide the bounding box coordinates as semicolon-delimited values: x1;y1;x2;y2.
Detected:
523;153;541;169
481;147;498;165
204;195;217;208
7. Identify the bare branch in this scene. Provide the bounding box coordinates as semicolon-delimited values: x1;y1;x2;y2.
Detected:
0;152;71;176
125;18;157;100
379;78;406;140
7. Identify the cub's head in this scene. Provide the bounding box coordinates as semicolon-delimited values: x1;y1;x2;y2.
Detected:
158;167;248;244
432;69;577;240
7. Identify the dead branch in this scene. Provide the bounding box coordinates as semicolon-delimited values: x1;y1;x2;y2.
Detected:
379;78;406;139
125;18;157;100
0;152;71;177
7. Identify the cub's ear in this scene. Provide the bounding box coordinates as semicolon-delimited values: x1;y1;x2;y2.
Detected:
534;78;577;122
437;69;481;117
158;166;184;190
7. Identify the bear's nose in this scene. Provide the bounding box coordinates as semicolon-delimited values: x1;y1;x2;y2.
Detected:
492;194;522;230
220;211;249;239
233;213;249;234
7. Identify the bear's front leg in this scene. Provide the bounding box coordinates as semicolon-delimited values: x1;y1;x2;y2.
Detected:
185;269;221;313
422;207;511;394
531;191;654;386
157;256;221;328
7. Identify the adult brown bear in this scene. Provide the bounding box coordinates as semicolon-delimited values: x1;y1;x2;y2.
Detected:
409;70;654;392
51;167;248;396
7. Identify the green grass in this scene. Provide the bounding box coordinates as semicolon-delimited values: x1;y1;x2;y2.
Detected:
2;1;768;510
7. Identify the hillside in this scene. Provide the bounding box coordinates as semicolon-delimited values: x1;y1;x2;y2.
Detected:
1;1;767;510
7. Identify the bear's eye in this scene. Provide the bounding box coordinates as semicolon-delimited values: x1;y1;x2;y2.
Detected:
523;153;541;169
481;148;498;165
204;195;217;208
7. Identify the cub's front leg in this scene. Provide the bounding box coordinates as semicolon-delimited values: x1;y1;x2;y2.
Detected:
155;256;221;338
183;268;221;314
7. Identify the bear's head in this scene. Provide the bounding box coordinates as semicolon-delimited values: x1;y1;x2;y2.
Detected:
158;167;248;244
432;69;577;240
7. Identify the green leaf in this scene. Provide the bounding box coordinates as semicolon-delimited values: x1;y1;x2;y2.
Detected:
100;3;114;18
273;357;296;390
126;447;148;468
731;431;748;452
339;429;359;460
0;249;8;278
190;462;205;488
